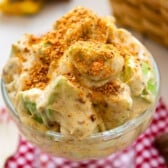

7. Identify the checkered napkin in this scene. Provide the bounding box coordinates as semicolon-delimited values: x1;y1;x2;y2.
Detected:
1;99;168;168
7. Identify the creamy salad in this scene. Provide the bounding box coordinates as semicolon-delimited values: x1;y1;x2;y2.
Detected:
2;7;158;140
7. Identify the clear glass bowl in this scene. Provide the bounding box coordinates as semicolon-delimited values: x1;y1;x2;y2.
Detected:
1;57;160;161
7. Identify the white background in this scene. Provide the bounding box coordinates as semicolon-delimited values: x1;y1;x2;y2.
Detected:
0;0;168;107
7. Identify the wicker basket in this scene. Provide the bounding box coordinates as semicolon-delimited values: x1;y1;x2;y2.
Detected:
110;0;168;47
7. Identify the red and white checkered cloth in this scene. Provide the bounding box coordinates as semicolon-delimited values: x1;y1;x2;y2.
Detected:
1;99;168;168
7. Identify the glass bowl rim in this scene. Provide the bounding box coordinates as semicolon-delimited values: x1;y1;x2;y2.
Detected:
0;56;160;141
